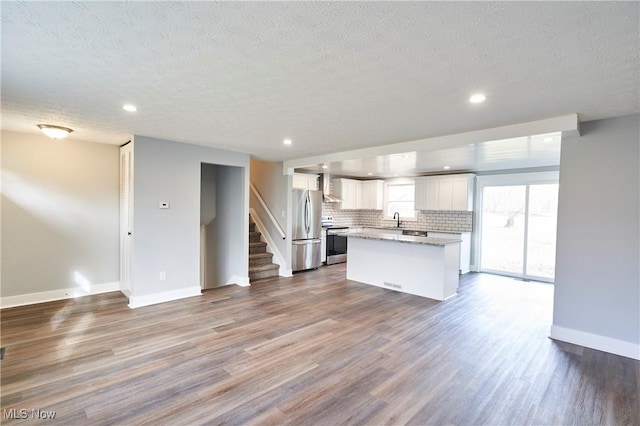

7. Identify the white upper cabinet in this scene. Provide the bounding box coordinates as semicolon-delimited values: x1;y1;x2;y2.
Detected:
415;174;475;211
332;178;384;210
293;173;319;190
415;179;439;211
360;180;384;210
451;177;472;211
332;178;361;209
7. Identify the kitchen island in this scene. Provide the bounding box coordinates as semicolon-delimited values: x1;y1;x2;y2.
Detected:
346;232;461;301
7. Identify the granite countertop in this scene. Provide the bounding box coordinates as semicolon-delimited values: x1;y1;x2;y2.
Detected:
358;226;470;234
347;232;462;246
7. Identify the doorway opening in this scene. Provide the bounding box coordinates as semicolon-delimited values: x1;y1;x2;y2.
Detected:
477;172;559;283
200;163;245;289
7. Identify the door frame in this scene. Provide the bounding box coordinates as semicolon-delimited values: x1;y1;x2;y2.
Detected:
474;171;559;282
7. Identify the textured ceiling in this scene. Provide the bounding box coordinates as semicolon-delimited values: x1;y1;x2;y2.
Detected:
1;2;638;162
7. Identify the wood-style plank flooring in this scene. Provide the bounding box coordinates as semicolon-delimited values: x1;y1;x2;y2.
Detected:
1;265;638;425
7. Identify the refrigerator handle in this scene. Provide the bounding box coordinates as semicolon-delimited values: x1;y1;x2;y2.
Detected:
307;193;312;234
304;196;309;234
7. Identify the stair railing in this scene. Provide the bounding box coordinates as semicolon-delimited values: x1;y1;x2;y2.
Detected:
250;183;286;240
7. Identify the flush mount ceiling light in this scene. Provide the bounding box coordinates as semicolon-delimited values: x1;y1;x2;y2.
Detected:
322;165;328;169
123;104;137;112
469;93;487;104
37;124;73;139
443;166;451;170
283;139;292;145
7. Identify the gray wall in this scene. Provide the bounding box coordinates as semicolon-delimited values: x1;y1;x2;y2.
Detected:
249;159;288;257
554;114;639;345
1;130;119;297
200;163;217;226
201;163;217;288
211;165;246;286
130;135;249;297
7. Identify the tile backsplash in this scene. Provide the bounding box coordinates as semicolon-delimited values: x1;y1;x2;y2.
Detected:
322;203;473;233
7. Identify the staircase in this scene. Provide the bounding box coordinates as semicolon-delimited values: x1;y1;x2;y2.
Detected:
249;217;280;282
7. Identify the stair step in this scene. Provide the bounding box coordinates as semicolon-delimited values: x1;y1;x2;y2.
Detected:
249;222;256;232
249;263;280;281
249;252;273;266
249;231;261;243
249;241;267;254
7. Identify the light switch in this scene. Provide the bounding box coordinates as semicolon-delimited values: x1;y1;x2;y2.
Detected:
159;202;170;209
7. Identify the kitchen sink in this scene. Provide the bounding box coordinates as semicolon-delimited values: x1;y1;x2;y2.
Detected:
401;229;428;237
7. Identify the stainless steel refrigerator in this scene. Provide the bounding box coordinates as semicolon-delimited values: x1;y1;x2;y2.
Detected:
292;189;322;271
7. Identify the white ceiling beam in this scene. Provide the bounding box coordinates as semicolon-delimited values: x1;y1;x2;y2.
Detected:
283;114;579;174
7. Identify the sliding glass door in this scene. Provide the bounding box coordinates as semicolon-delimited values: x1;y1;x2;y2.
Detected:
477;173;559;282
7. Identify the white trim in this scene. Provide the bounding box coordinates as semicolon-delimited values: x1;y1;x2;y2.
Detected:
550;325;640;360
1;282;120;309
128;286;201;309
226;275;251;287
250;208;292;277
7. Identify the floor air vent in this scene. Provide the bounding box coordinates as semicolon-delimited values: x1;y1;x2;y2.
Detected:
383;282;403;290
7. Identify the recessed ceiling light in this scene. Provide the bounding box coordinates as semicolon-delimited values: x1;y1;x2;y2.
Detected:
37;124;73;139
322;165;328;169
443;166;451;170
367;173;373;176
469;94;486;104
123;104;137;112
283;139;292;145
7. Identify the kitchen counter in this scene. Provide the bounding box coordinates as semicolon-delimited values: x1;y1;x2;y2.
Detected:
347;232;461;246
346;231;461;301
358;226;468;234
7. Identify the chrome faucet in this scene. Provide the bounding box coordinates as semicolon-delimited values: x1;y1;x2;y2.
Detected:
393;212;401;228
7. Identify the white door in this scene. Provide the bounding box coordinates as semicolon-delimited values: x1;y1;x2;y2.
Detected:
119;143;133;296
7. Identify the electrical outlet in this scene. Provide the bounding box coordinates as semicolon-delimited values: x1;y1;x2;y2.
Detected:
159;271;166;281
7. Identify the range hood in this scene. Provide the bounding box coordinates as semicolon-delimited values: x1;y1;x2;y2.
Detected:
321;173;342;203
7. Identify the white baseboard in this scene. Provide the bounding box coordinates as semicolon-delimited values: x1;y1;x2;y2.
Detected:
128;286;201;309
227;275;250;287
1;282;120;309
249;208;289;277
279;269;293;278
550;325;640;360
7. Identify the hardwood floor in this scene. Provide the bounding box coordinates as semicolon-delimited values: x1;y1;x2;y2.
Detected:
1;265;638;425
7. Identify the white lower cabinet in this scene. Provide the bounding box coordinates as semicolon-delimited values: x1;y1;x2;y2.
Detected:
429;232;471;274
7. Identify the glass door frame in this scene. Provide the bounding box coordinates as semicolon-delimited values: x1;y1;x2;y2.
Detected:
474;171;559;283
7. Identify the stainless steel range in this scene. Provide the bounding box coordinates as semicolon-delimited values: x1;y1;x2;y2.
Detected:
326;226;349;265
